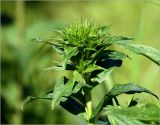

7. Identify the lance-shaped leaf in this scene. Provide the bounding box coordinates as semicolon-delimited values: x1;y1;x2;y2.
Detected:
21;90;66;110
91;68;113;83
103;103;160;124
43;66;62;71
32;37;64;54
51;77;75;109
117;43;160;66
96;50;128;69
91;83;159;119
21;91;85;115
73;70;86;84
83;64;104;73
106;36;133;44
107;83;158;99
21;96;50;111
63;47;78;69
97;25;110;35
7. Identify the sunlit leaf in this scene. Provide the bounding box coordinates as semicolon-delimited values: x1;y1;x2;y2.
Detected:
73;70;86;84
91;68;113;83
103;103;160;124
63;47;78;69
97;25;110;35
51;77;75;109
83;64;104;73
43;66;62;71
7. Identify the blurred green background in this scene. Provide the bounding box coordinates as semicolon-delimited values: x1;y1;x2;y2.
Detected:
1;0;160;124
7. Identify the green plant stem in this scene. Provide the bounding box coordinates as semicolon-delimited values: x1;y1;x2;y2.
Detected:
85;91;92;123
83;72;93;124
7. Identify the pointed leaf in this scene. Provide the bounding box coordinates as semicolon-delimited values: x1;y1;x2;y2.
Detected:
21;91;64;110
72;82;92;94
43;66;62;71
91;96;105;119
107;83;158;99
51;77;75;109
91;68;113;83
83;64;104;73
63;47;78;69
106;36;133;44
103;103;160;123
97;25;110;35
73;70;86;84
118;43;160;65
96;50;128;69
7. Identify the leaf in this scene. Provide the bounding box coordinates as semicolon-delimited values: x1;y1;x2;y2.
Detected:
72;82;92;94
103;103;160;124
106;36;133;44
91;96;106;119
73;70;86;84
83;64;104;73
107;110;145;125
51;77;75;109
97;25;110;35
117;43;160;65
91;94;113;119
107;83;159;99
52;44;64;54
21;90;62;110
63;47;78;69
72;70;93;92
21;91;85;115
43;66;62;71
96;50;128;69
32;37;64;53
91;68;113;83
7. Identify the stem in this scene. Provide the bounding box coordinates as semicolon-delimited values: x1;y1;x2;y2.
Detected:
85;91;92;121
84;73;93;124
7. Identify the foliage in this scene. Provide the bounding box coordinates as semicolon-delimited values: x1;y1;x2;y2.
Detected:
22;19;160;124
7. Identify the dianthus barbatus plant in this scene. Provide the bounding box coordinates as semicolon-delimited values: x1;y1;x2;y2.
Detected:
22;19;160;124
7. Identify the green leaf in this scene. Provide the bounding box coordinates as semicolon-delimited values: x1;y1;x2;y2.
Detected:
21;90;65;110
97;25;110;35
63;47;78;69
106;36;133;44
72;70;93;92
43;66;62;71
51;77;75;109
72;82;92;94
73;70;86;84
107;83;158;99
107;50;128;60
118;43;160;66
91;96;105;119
96;50;128;69
103;103;160;124
83;64;104;73
91;68;113;83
